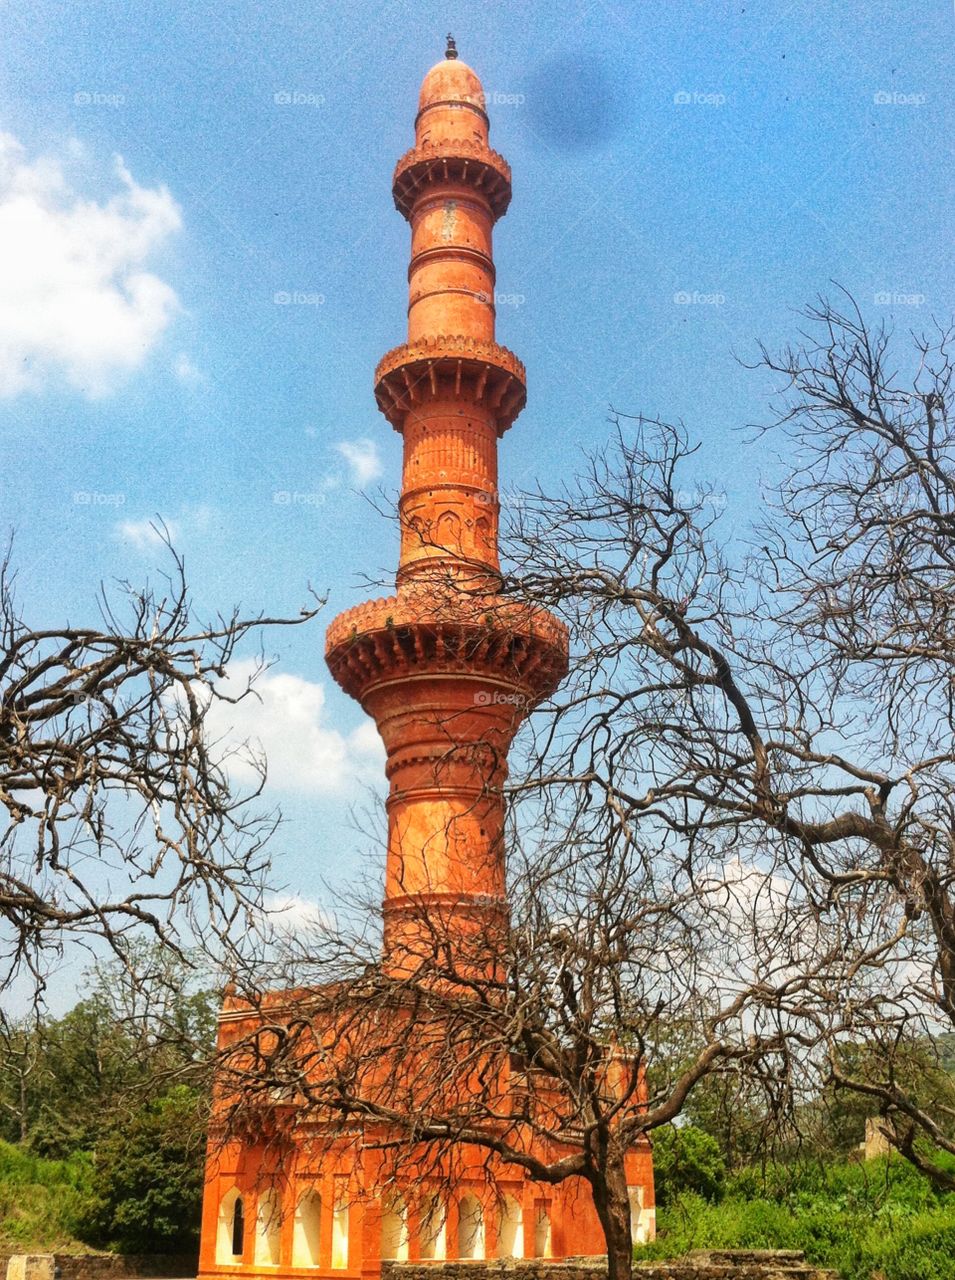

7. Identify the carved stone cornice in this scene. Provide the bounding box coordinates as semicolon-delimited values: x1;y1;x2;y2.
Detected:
325;591;568;706
393;139;511;220
374;335;526;432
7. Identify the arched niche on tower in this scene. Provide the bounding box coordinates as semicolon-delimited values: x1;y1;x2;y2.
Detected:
533;1201;552;1258
292;1188;322;1267
419;1193;447;1260
495;1194;523;1258
629;1184;649;1245
254;1187;282;1266
380;1194;410;1260
435;508;464;554
457;1192;485;1259
331;1177;350;1269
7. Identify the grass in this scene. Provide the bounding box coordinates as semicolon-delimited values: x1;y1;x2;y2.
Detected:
635;1154;955;1280
0;1141;101;1255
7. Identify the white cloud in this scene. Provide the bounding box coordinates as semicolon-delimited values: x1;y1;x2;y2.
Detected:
114;516;179;550
334;437;382;488
188;502;215;532
0;133;182;397
173;351;201;386
205;658;384;795
114;505;216;551
264;893;332;936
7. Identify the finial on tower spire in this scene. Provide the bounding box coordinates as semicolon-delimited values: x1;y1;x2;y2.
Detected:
445;33;458;59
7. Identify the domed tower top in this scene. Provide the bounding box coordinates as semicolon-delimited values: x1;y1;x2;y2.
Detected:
415;36;489;149
393;37;510;223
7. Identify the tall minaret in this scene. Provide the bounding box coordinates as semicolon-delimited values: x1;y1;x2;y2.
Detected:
326;40;567;971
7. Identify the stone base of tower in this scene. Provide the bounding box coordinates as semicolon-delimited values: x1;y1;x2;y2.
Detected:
197;989;655;1280
198;1138;654;1280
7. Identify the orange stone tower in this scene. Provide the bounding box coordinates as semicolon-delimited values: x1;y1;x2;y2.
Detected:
323;35;567;978
197;42;654;1280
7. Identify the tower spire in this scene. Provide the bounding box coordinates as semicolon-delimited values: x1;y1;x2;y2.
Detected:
325;53;567;973
445;32;458;59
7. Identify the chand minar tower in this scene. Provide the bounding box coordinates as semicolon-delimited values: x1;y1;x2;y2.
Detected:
198;46;655;1280
325;37;568;974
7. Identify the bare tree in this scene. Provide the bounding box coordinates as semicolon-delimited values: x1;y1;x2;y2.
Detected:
217;809;820;1280
496;293;955;1189
213;297;955;1280
0;537;320;1002
0;1012;44;1142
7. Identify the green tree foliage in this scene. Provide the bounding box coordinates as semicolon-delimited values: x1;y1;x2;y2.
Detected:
0;947;217;1158
681;1070;774;1169
82;1087;206;1253
24;997;146;1157
0;949;215;1254
651;1124;726;1207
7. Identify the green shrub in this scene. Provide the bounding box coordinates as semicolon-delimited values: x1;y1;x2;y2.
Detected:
652;1124;726;1207
636;1154;955;1280
866;1215;955;1280
0;1140;90;1188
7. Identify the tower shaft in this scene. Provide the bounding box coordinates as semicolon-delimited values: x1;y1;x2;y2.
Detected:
326;49;567;971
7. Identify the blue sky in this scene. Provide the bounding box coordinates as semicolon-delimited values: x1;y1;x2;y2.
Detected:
0;0;951;986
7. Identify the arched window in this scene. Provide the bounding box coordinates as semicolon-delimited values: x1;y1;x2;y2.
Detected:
457;1193;484;1260
292;1189;322;1268
216;1188;244;1264
254;1188;282;1266
233;1199;245;1259
629;1185;647;1245
419;1194;446;1261
380;1195;409;1261
331;1178;349;1269
495;1194;523;1258
533;1202;552;1258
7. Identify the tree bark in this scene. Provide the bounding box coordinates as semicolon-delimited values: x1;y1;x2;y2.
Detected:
589;1148;633;1280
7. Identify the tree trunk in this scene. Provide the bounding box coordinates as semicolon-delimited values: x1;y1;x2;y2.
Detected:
18;1070;27;1144
589;1149;633;1280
